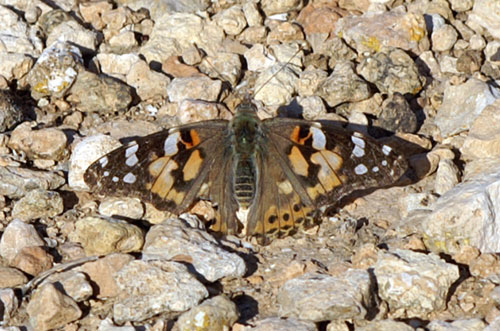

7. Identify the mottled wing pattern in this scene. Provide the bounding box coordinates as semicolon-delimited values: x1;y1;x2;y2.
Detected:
253;118;407;238
84;121;231;215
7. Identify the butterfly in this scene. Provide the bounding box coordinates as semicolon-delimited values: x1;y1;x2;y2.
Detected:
84;98;407;244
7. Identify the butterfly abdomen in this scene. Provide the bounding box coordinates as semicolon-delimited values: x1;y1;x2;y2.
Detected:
233;157;256;208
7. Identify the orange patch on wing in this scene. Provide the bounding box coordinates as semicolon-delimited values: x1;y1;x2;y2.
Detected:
166;188;185;206
151;159;178;198
290;126;312;145
321;150;343;171
288;146;309;177
311;152;342;191
181;129;201;149
183;149;203;181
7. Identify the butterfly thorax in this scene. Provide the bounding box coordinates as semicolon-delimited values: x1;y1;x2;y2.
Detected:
230;102;266;209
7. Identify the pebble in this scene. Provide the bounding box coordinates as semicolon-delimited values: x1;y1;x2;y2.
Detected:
277;269;371;321
244;317;316;330
0;167;65;199
374;249;459;319
8;123;67;160
0;5;42;56
434;78;500;138
11;245;53;276
113;259;208;323
376;93;418;133
98;197;145;220
126;60;171;101
167;76;222;103
143;216;246;282
0;266;29;287
0;90;23;132
27;283;82;331
0;219;45;264
431;24;458;52
0;53;33;82
41;271;93;302
176;295;239;330
69;216;144;256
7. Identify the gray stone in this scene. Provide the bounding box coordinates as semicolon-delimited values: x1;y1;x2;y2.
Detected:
374;249;459;319
113;260;208;323
0;5;42;56
0;167;65;199
254;64;299;106
12;189;63;221
98;197;144;220
143;216;246;282
0;90;23;132
167;76;222;103
357;49;422;96
427;318;487;331
469;0;500;40
245;317;317;331
277;269;371;321
435;78;500;138
376;93;418;133
317;61;371;107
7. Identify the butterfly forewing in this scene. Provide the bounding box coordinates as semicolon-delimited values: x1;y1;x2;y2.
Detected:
84;121;229;213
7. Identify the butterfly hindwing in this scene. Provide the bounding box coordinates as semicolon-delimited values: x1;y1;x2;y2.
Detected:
84;121;230;214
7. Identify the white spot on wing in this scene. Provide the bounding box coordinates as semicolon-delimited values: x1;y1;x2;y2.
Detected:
112;176;119;182
355;164;368;175
164;131;180;155
351;135;365;148
352;145;365;157
311;126;326;150
123;172;136;184
103;171;110;177
99;157;108;167
382;145;392;156
372;166;379;172
126;154;139;167
382;160;388;166
125;144;139;157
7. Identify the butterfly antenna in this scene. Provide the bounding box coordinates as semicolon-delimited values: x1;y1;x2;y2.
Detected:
252;45;303;99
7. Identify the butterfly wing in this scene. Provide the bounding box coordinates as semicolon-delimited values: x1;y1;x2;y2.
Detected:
84;121;234;216
247;118;407;240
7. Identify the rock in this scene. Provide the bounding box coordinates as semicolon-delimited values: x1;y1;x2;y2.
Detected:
67;71;133;114
126;60;171;101
277;269;372;321
79;1;114;30
0;53;33;81
456;50;482;74
261;0;304;16
8;123;67;160
11;189;63;221
68;134;121;190
297;96;327;120
41;271;93;302
296;67;328;97
98;197;144;220
450;0;474;12
297;2;342;37
439;55;460;74
69;216;144;256
376;93;418;133
79;253;134;298
0;167;65;199
0;219;45;263
92;53;142;82
0;90;23;132
113;260;208;323
26;40;82;99
176;99;231;124
267;21;304;44
253;63;299;106
317;61;371;107
215;5;247;36
11;245;53;276
422;162;500;254
244;44;277;72
243;2;263;27
375;249;459;319
163;55;201;78
355;319;414;331
143;216;246;282
431;24;458;52
199;52;242;87
434;159;460;195
45;19;97;54
0;288;18;323
0;5;42;56
357;49;422;95
469;0;500;40
176;295;239;330
335;11;426;53
461;99;500;159
27;283;82;331
108;30;138;53
245;317;317;330
167;76;222;103
427;318;487;331
0;266;29;287
435;78;500;138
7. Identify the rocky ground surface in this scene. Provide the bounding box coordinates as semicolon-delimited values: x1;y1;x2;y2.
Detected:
1;0;500;330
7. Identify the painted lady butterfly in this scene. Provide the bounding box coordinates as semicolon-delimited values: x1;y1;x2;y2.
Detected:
84;95;407;244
